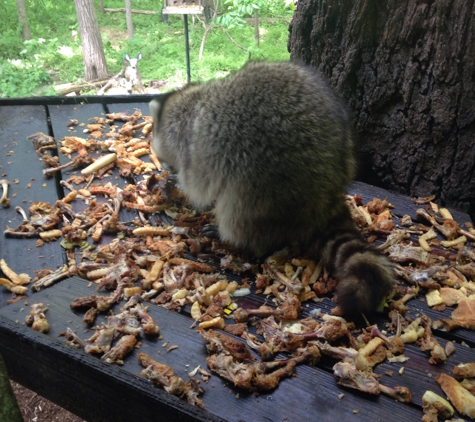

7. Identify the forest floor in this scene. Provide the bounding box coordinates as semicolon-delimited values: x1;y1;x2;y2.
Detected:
11;381;85;422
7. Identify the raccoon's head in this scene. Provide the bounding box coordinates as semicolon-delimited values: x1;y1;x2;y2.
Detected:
149;95;179;172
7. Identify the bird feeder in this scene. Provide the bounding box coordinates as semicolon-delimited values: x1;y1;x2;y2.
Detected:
162;1;204;84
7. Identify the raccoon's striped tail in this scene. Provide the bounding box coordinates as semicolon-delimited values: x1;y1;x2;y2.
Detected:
322;225;396;315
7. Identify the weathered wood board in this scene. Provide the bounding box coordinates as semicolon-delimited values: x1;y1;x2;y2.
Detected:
0;97;474;422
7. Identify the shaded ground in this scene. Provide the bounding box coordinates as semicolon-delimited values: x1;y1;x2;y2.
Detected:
11;381;85;422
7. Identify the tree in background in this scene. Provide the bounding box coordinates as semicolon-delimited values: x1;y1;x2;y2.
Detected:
74;0;108;81
98;0;105;14
15;0;31;41
125;0;134;39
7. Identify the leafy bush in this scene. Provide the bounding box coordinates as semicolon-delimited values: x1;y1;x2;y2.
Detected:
0;0;292;97
1;29;25;59
0;59;53;98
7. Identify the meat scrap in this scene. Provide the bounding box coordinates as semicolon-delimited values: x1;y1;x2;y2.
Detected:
422;390;454;422
433;295;475;331
387;244;431;267
107;311;142;336
8;111;475;411
4;202;62;239
333;362;411;403
84;325;115;354
130;303;160;335
27;132;57;155
248;316;351;361
233;291;301;323
453;362;475;379
101;334;137;364
25;303;49;333
63;327;86;349
436;373;475;419
420;316;447;365
138;352;204;408
199;328;319;392
200;329;252;361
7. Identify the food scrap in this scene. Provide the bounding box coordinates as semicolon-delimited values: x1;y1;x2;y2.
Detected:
2;110;475;417
25;302;49;333
422;390;454;422
138;352;205;408
436;373;475;419
0;179;10;208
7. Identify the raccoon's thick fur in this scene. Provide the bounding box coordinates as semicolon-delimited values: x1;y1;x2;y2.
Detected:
149;61;395;315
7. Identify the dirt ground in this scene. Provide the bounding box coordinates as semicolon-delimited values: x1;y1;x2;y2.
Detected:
11;381;85;422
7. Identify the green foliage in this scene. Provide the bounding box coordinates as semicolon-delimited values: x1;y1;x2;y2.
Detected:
1;29;25;59
217;0;293;28
0;58;54;98
0;0;292;97
217;0;260;29
260;0;295;17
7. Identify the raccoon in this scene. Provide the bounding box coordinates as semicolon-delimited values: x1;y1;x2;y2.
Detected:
149;61;395;315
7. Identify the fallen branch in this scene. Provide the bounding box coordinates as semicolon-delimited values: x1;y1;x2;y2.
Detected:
216;24;250;57
104;8;158;15
54;78;111;96
97;68;126;95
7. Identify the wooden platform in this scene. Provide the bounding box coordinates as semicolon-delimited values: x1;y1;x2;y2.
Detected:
0;96;474;422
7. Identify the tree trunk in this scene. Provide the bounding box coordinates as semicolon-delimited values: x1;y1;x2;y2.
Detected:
125;0;134;39
254;11;259;46
0;355;23;422
288;0;475;218
74;0;109;81
98;0;105;13
15;0;31;41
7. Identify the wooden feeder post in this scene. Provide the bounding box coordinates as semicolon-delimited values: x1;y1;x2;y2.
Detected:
162;1;203;84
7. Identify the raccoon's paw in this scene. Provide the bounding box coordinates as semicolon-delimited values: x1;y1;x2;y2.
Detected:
334;251;396;316
200;224;220;239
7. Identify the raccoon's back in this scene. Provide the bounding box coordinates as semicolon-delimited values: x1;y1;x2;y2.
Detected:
190;61;356;184
155;62;396;313
174;62;356;245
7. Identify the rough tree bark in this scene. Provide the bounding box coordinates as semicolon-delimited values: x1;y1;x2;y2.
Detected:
15;0;31;40
0;355;23;422
288;0;475;218
74;0;109;81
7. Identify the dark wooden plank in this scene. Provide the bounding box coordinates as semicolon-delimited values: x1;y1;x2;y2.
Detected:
1;100;474;422
47;103;140;232
372;341;475;407
0;105;65;307
0;95;157;107
106;101;151;115
237;291;471;421
0;277;223;422
48;103;107;141
0;317;218;422
0;277;424;422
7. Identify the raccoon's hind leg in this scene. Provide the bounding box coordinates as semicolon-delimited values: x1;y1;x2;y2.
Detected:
322;211;396;315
